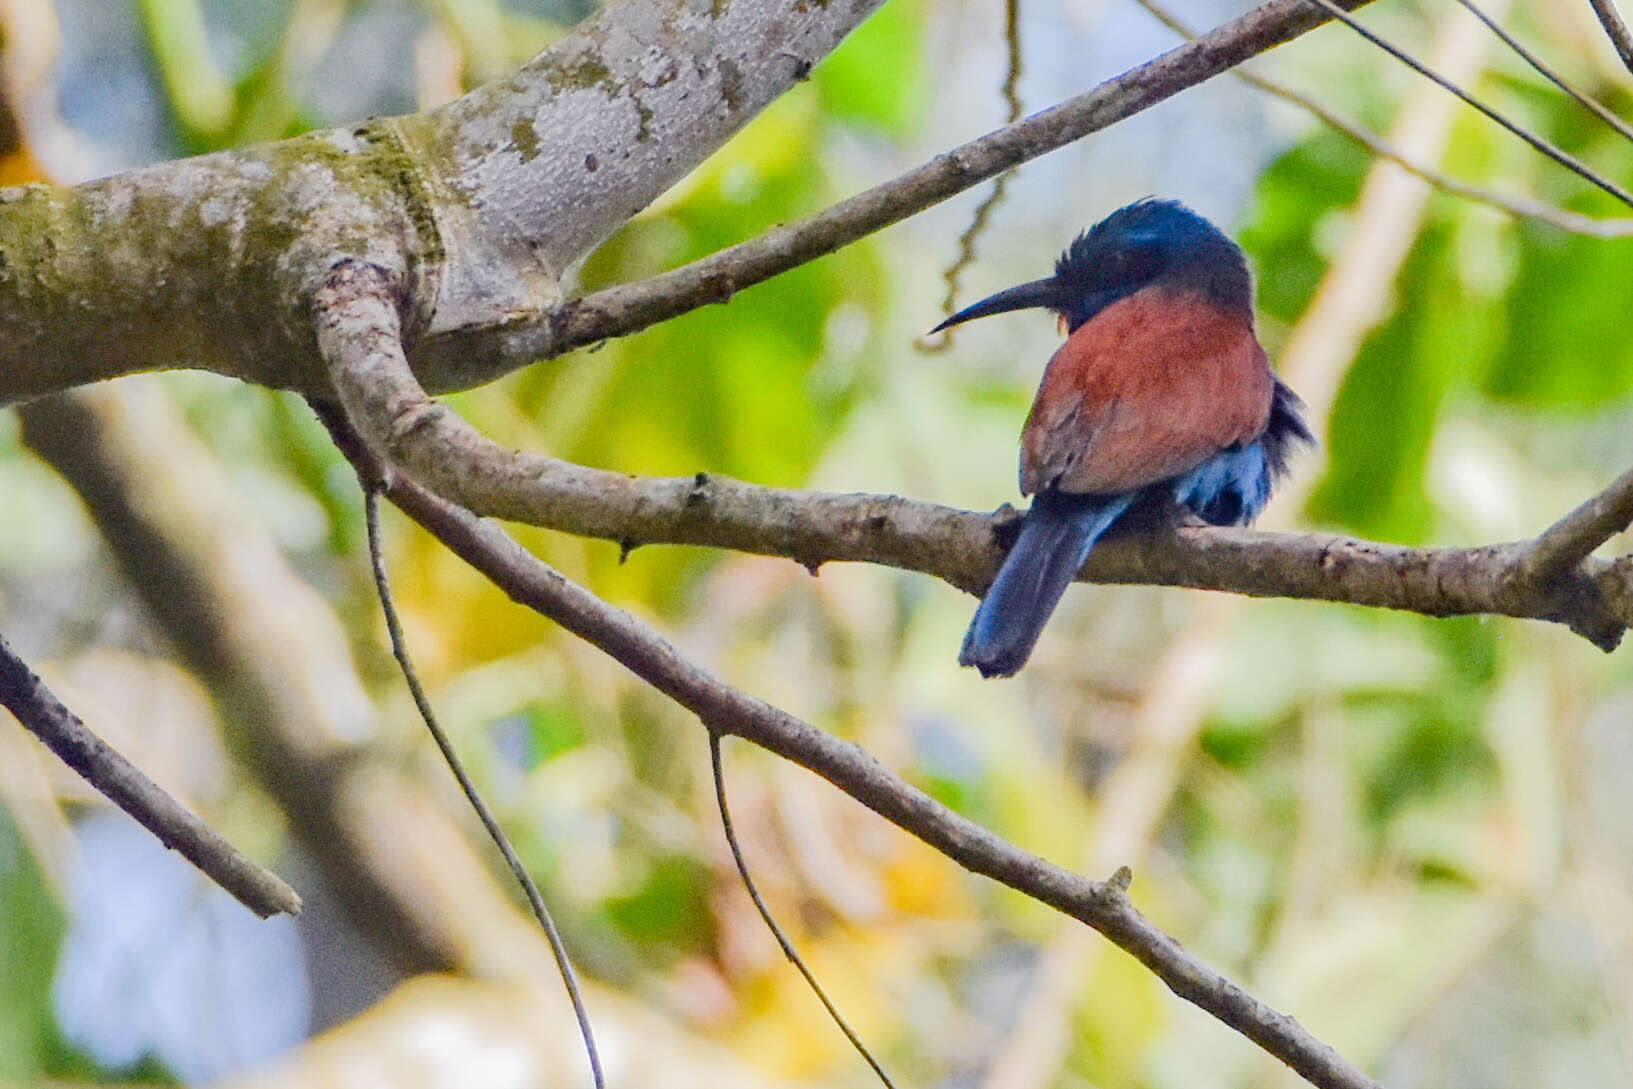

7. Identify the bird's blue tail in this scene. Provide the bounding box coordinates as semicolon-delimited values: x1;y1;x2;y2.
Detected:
960;492;1134;678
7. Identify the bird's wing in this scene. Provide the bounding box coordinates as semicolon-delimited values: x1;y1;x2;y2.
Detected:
1020;286;1273;496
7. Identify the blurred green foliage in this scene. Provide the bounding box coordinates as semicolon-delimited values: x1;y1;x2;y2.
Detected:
10;0;1633;1087
1310;219;1472;542
0;814;64;1082
1240;129;1370;325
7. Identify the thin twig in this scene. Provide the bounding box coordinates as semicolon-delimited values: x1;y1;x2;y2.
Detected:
360;486;605;1089
1303;0;1633;209
709;733;897;1088
1245;70;1633;234
0;632;301;919
1450;0;1633;146
1513;463;1633;585
429;0;1377;376
18;386;467;973
325;256;1633;668
1135;0;1633;236
375;464;1382;1089
999;0;1024;131
934;0;1025;334
1589;0;1633;77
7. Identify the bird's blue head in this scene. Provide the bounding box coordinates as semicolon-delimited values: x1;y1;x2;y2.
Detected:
930;199;1254;335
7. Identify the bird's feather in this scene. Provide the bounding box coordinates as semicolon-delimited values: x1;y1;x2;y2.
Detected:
944;200;1310;677
1020;286;1272;496
959;492;1135;678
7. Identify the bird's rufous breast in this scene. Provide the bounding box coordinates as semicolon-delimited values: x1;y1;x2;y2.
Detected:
1019;286;1274;497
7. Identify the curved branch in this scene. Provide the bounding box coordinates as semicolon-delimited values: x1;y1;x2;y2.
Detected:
313;280;1633;651
709;733;896;1088
1513;463;1633;586
409;0;1379;381
365;452;1384;1089
933;0;1026;328
360;487;604;1089
0;0;888;404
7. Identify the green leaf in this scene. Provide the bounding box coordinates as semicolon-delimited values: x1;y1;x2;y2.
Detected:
1308;221;1500;542
1484;224;1633;407
1238;129;1371;324
813;0;924;136
0;813;64;1080
602;855;711;954
524;699;588;764
140;0;234;141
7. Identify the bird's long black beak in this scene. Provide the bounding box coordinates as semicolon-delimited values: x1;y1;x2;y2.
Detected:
929;277;1061;334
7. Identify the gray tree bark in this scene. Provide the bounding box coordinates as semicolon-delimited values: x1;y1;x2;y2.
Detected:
0;0;882;402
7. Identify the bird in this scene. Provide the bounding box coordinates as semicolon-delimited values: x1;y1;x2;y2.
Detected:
932;198;1312;678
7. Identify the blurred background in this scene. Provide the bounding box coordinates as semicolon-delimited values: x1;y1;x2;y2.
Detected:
5;0;1633;1085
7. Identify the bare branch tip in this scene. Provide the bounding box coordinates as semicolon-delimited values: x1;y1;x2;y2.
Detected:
0;633;303;919
1590;0;1633;77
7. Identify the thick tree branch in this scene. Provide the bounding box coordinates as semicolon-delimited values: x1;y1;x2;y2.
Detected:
312;263;1633;651
0;127;436;403
0;632;301;918
0;0;1373;405
421;0;1378;376
0;0;884;403
400;0;888;363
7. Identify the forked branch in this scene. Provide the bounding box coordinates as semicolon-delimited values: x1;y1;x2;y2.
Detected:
309;246;1633;1085
317;256;1633;650
367;430;1385;1089
412;0;1380;379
